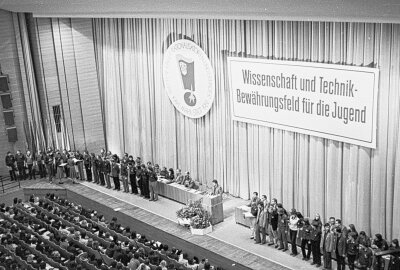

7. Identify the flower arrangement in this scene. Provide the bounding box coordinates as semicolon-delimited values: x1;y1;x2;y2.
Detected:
176;199;204;219
190;210;211;229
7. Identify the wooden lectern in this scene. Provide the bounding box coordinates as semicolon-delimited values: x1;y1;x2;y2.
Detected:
202;194;224;225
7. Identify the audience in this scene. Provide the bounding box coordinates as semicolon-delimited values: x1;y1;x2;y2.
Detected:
0;194;224;270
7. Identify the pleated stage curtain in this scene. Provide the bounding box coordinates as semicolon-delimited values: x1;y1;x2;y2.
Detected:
89;19;400;240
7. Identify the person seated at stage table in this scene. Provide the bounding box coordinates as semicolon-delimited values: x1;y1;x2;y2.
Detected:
175;169;184;184
167;168;175;180
154;164;161;175
159;166;168;178
183;172;195;189
209;179;223;196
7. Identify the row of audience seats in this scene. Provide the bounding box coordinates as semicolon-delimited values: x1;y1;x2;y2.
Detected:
0;194;219;270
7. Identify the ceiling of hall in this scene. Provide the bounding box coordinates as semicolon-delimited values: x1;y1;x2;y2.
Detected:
1;0;400;23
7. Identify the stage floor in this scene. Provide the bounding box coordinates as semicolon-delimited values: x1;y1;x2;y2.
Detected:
23;179;323;270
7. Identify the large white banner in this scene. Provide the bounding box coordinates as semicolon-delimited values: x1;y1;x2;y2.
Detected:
228;57;379;148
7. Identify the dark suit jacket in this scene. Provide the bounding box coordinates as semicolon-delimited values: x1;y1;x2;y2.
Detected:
332;233;347;258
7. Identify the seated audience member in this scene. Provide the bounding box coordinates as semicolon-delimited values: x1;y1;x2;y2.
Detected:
106;242;116;258
161;244;168;255
137;262;151;270
149;250;160;265
109;245;121;260
65;255;77;268
187;258;198;270
183;172;195;189
167;247;179;261
138;235;147;244
128;253;141;270
210;179;223;195
123;226;131;237
179;252;189;266
159;260;168;270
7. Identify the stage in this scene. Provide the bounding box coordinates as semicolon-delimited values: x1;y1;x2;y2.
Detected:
22;179;320;270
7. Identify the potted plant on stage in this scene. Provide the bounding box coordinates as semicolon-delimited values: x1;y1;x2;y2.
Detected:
190;210;212;235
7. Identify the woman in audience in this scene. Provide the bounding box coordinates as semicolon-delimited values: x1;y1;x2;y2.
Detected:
159;260;168;270
179;252;189;266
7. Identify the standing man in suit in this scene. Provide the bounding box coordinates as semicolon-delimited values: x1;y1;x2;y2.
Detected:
254;202;268;244
148;167;158;201
36;150;46;179
75;150;84;180
111;158;120;191
15;150;26;180
320;223;334;270
61;149;69;178
128;156;137;194
136;164;143;196
5;151;17;181
104;157;112;188
92;154;99;184
332;227;347;270
121;159;129;193
45;148;54;183
83;150;92;182
277;208;289;251
141;164;150;198
98;155;105;186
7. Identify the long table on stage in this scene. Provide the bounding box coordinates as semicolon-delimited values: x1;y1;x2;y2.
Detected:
157;179;224;225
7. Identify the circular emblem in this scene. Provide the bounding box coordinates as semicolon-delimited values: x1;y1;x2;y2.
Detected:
163;40;215;118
